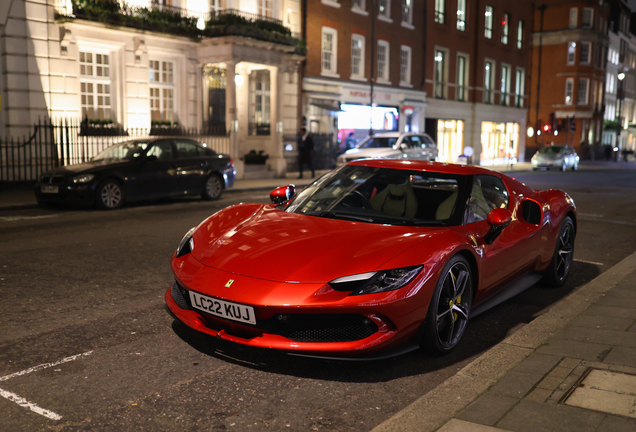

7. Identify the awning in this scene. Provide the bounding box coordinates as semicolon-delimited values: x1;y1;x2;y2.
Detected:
309;98;341;111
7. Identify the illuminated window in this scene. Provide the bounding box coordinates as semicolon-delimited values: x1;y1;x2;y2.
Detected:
258;0;273;18
379;0;391;19
321;27;338;76
484;60;493;103
434;50;447;98
565;78;574;105
400;46;412;85
484;6;493;39
457;0;466;31
457;55;468;102
80;51;111;120
500;64;510;106
501;13;509;45
435;0;445;24
517;20;524;49
377;40;390;82
149;60;175;123
351;34;365;79
567;42;576;65
402;0;412;25
515;68;524;108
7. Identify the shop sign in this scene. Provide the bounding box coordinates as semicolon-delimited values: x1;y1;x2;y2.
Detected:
402;105;414;115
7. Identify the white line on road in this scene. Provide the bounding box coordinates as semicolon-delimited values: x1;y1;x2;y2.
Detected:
0;214;59;222
574;259;605;266
0;351;93;421
0;387;62;420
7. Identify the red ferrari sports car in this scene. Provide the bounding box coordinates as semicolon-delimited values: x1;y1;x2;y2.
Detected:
165;160;576;359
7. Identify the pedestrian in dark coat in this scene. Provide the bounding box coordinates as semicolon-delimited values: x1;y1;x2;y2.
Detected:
298;127;315;178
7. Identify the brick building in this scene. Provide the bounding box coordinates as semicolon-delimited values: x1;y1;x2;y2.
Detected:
424;0;532;165
302;0;428;147
527;0;614;160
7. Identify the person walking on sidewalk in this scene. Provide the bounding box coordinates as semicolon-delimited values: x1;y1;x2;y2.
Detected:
297;127;315;179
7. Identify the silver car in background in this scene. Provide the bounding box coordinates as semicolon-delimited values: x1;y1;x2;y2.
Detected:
336;132;438;167
531;145;579;171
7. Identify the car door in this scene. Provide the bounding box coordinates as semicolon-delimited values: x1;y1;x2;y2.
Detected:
129;140;179;199
465;175;540;302
174;139;210;193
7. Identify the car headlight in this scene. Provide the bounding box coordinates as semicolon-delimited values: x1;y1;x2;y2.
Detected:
176;227;195;258
329;265;423;296
72;174;95;183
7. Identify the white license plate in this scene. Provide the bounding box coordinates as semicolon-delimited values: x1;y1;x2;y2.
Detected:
41;185;58;194
189;291;256;325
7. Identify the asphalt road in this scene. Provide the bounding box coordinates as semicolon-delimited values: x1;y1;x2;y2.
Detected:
1;166;635;431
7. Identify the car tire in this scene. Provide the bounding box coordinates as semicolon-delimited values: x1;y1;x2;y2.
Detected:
202;174;223;200
543;216;575;287
423;255;473;355
572;162;578;171
560;161;567;172
96;179;124;210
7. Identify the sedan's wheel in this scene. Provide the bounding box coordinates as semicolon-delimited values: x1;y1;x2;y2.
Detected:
96;179;124;210
423;255;473;355
202;174;223;200
572;162;578;171
543;216;575;287
560;161;567;172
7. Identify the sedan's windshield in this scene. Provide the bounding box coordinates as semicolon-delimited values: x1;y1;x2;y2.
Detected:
357;137;399;149
93;142;150;161
539;146;565;154
284;165;467;226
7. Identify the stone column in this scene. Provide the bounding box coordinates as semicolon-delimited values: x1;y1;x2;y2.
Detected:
270;65;287;177
225;60;244;178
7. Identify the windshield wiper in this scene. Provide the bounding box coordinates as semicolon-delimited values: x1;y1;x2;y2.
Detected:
305;211;375;223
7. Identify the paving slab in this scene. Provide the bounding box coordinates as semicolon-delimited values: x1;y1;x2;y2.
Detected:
603;346;636;368
567;315;634;331
586;329;636;348
497;400;606;432
536;339;612;362
456;393;519;426
550;326;593;342
564;369;636;419
489;371;544;398
596;415;636;432
511;353;561;376
438;419;514;432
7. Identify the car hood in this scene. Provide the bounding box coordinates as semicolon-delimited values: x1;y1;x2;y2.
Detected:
190;203;439;283
44;159;131;175
534;153;564;161
341;148;401;160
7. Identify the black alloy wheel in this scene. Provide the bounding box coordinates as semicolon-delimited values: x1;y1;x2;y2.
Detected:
544;216;575;287
202;174;223;200
96;179;124;210
423;255;473;355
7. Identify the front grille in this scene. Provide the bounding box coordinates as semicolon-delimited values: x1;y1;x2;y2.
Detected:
171;281;192;310
40;175;65;185
268;314;378;342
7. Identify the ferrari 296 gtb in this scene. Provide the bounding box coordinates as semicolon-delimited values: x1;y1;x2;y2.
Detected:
165;159;576;359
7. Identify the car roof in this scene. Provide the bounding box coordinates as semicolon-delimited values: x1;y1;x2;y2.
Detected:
370;132;429;138
348;158;503;176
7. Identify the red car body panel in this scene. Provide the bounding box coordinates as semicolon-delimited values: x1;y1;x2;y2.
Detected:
165;160;576;358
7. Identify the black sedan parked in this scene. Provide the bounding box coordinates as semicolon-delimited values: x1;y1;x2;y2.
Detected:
35;138;235;210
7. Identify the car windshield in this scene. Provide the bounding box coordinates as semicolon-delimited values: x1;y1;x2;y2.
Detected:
357;136;399;149
539;146;565;154
93;142;150;161
284;165;466;226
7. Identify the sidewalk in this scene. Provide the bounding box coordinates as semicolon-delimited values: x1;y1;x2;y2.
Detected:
373;251;636;432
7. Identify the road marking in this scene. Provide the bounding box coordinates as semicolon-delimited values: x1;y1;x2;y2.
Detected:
0;215;59;222
0;351;93;421
0;387;63;420
574;259;605;266
577;215;636;227
577;213;604;218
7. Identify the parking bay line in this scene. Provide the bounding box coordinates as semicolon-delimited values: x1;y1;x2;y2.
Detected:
574;258;605;266
0;351;93;420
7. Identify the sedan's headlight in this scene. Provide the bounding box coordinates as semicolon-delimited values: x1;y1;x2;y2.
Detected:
72;174;95;183
329;265;423;296
176;227;196;258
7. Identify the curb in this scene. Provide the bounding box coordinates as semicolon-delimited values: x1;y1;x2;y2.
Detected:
371;249;636;432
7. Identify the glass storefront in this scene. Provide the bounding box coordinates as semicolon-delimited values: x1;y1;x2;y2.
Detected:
437;119;464;163
480;121;520;165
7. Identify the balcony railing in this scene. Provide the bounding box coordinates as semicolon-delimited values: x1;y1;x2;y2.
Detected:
209;8;282;26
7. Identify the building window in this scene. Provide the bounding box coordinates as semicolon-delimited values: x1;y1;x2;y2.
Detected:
434;0;445;24
578;78;589;105
582;8;593;28
500;65;510;106
377;40;390;82
258;0;273;18
517;20;524;49
352;0;365;9
457;54;468;102
567;42;576;65
149;60;175;123
515;68;524;108
484;60;493;103
321;27;338;76
484;6;493;39
457;0;466;31
351;34;365;79
80;51;111;120
400;45;412;85
402;0;412;25
379;0;391;19
565;78;574;105
501;13;509;45
249;70;271;136
210;0;226;13
434;50;446;98
580;42;591;65
569;8;578;28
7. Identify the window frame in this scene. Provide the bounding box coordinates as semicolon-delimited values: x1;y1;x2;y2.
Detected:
149;59;176;123
516;19;524;49
582;7;593;29
456;54;469;102
402;0;413;26
400;45;412;86
434;48;448;99
565;77;574;105
377;39;391;83
580;41;592;65
79;50;113;121
578;78;589;105
567;42;576;66
457;0;466;31
435;0;445;24
350;34;366;80
484;5;494;39
500;64;510;106
515;68;525;108
501;12;509;45
484;59;494;104
249;69;271;136
379;0;392;21
569;8;578;28
321;27;339;77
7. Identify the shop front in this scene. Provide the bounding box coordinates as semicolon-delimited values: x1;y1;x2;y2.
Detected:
480;121;520;166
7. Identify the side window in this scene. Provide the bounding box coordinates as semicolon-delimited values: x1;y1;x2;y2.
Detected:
400;136;413;148
175;140;204;158
411;136;423;148
146;141;173;160
421;135;435;148
465;175;509;223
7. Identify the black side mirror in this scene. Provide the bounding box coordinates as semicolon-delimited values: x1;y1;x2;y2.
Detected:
485;208;512;244
270;185;296;204
145;155;158;162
